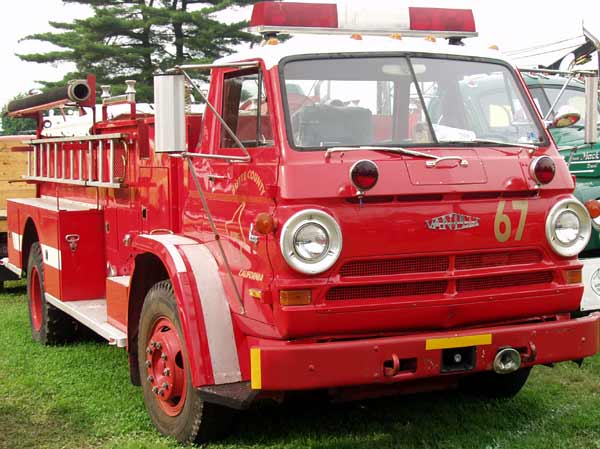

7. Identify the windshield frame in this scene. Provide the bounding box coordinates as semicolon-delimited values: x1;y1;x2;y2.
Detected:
278;52;550;151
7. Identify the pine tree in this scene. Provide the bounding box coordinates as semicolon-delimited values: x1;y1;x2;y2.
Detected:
1;94;37;135
18;0;259;102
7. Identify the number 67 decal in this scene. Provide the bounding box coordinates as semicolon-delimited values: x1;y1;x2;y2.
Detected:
494;200;528;242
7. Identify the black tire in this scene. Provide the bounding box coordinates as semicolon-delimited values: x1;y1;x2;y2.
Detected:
459;367;532;399
138;280;234;444
26;242;79;344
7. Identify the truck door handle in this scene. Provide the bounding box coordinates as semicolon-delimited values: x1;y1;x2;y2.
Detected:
207;174;227;182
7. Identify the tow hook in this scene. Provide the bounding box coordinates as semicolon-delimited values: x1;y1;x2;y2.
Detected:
522;341;537;363
383;354;400;377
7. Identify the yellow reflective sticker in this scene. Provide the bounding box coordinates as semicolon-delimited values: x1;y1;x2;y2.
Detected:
250;347;262;390
425;334;492;350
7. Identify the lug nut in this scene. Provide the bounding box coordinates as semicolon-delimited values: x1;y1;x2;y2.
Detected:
146;347;153;354
147;375;154;382
152;386;159;394
163;368;170;376
158;389;165;397
162;382;169;390
160;353;167;361
155;342;162;350
150;340;156;347
145;361;152;368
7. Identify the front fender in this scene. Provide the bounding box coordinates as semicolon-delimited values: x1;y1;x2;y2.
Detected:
133;234;243;387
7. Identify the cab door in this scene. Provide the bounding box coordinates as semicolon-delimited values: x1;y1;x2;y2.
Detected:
203;65;279;322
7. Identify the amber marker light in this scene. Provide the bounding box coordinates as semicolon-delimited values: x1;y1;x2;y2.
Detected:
565;270;582;284
350;33;363;40
255;212;275;234
585;199;600;219
280;289;312;306
390;33;402;40
424;35;437;42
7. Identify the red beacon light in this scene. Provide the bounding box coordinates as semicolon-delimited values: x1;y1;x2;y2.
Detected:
350;160;379;193
249;2;477;38
530;156;556;185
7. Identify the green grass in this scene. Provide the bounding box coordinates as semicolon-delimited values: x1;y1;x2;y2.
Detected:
1;284;600;449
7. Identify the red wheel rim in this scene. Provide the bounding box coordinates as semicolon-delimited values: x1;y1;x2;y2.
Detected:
30;266;42;332
144;317;187;417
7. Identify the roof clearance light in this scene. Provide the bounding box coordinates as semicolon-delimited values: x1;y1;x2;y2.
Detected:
408;7;476;33
250;2;338;29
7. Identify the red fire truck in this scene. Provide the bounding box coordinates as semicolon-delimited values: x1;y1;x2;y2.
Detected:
5;2;600;443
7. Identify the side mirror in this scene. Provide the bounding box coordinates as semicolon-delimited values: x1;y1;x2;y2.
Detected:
550;106;581;128
584;74;598;144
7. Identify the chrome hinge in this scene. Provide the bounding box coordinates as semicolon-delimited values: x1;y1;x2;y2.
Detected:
248;223;259;244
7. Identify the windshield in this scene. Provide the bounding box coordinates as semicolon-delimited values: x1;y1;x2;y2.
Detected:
282;56;544;150
529;85;600;123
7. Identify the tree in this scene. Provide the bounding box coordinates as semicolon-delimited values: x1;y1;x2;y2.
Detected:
18;1;259;102
1;94;37;136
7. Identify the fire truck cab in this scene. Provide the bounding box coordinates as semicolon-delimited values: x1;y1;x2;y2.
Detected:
5;2;600;443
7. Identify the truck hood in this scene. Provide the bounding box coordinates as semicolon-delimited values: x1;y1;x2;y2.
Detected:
279;146;574;199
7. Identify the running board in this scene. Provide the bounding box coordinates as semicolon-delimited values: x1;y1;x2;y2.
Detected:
45;294;127;348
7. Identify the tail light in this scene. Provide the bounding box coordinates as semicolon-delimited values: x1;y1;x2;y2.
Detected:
350;160;379;192
530;156;555;185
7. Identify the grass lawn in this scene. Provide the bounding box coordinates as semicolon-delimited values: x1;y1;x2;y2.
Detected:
1;283;600;449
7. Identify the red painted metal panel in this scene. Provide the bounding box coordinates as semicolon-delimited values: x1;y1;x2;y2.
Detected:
106;277;129;332
255;313;600;391
6;201;21;269
58;209;105;301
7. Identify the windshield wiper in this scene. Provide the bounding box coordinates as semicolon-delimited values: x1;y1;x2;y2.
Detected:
324;146;469;167
441;139;539;150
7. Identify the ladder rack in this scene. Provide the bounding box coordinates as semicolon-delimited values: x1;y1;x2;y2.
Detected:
23;133;128;188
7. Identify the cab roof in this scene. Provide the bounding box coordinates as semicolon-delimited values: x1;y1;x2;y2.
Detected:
216;35;515;70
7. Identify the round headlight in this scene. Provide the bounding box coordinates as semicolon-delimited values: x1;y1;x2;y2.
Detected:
293;223;329;261
280;209;342;274
554;210;581;244
546;198;591;257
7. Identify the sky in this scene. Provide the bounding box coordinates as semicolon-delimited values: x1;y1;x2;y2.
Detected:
1;0;600;109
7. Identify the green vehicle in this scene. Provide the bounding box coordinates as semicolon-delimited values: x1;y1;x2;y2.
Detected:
523;69;600;311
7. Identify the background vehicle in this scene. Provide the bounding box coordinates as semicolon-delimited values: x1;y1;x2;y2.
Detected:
4;2;600;444
521;28;600;311
0;135;35;287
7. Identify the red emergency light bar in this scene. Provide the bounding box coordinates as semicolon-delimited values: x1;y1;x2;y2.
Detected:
249;2;477;38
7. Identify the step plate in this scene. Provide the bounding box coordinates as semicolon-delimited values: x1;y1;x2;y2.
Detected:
45;294;127;347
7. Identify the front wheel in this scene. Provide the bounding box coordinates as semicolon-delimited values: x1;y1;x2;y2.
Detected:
459;367;532;398
138;280;234;443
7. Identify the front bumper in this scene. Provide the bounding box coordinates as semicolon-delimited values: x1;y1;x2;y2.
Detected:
581;257;600;311
250;313;600;391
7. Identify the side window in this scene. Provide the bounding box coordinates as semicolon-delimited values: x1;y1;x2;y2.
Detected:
220;69;273;148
